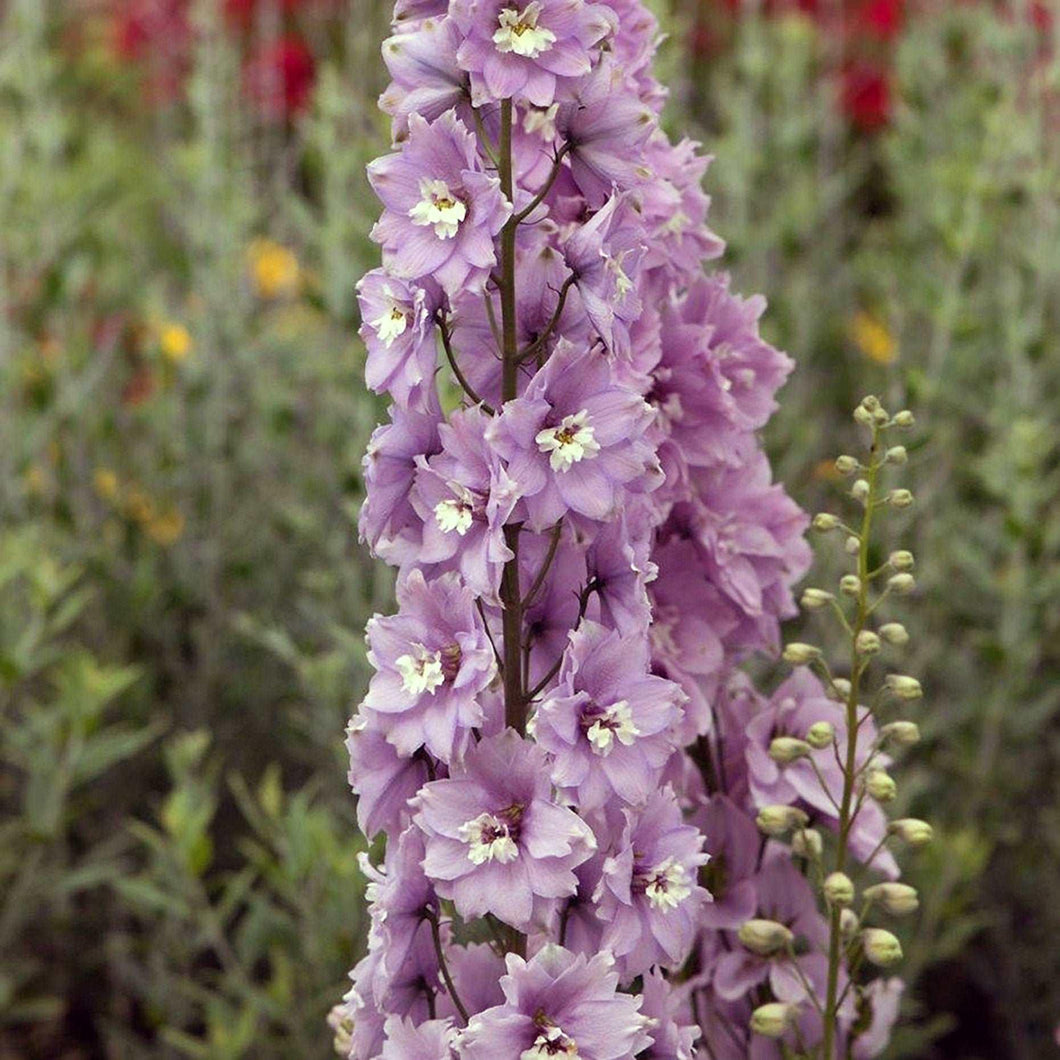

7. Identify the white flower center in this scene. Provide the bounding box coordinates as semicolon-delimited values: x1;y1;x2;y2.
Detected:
459;812;519;865
371;303;409;348
434;495;474;536
395;644;445;696
409;178;467;240
521;1025;581;1060
494;3;557;58
607;252;634;297
524;103;560;140
585;700;640;756
535;410;601;472
643;856;693;912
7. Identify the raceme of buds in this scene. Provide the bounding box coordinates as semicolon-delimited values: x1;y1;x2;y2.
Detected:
824;872;855;907
341;2;839;1057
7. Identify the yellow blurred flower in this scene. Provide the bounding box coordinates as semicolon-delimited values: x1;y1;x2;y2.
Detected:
147;509;185;547
813;459;842;482
159;322;193;363
850;311;896;365
93;467;120;501
124;488;156;525
248;239;300;299
24;464;47;495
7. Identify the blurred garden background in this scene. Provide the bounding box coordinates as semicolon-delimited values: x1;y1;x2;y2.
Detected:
0;0;1057;1056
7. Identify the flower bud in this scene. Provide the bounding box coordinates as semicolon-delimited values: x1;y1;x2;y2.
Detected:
792;827;823;859
855;630;881;655
861;395;881;411
864;882;920;916
812;512;839;532
806;720;835;749
783;642;821;665
887;572;916;595
879;622;909;646
893;410;915;429
887;488;914;509
889;550;915;571
861;927;903;967
885;674;922;700
840;574;861;596
853;405;875;427
824;872;855;907
888;818;933;846
739;919;794;955
880;720;920;747
851;479;871;504
835;455;859;475
885;445;908;465
865;769;897;802
840;908;860;937
844;535;861;555
750;1002;798;1038
873;407;891;427
769;737;812;764
801;588;834;611
829;677;852;701
756;805;810;837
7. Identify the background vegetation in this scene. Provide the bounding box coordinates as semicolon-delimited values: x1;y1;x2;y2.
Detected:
0;0;1056;1056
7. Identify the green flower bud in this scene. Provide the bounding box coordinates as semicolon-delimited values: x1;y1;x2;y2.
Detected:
853;405;875;427
824;871;855;907
889;550;915;571
885;445;908;465
829;677;852;701
888;488;914;509
806;720;835;749
885;674;922;700
844;535;861;555
861;395;881;411
851;479;871;504
835;455;859;475
792;827;823;859
864;882;920;916
856;630;881;655
739;919;794;955
840;908;860;937
889;818;933;846
812;512;839;532
880;721;920;747
756;805;809;837
862;927;903;967
873;407;891;427
840;574;861;596
770;737;813;764
879;622;909;646
887;572;916;595
750;1002;798;1038
801;588;835;611
893;410;915;429
865;769;897;802
783;642;822;665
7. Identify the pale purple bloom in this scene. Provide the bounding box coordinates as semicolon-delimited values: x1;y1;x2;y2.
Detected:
852;979;905;1059
451;0;616;107
489;339;661;530
639;970;700;1060
695;795;760;930
533;620;683;808
459;946;652;1060
595;787;711;977
380;1015;457;1060
411;406;522;602
362;570;497;760
358;269;440;410
413;731;596;929
369;109;510;295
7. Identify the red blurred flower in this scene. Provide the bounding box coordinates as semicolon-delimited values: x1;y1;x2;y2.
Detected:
111;0;191;101
840;61;891;131
243;35;317;118
854;0;904;40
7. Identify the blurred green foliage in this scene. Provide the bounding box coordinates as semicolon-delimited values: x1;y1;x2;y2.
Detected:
0;0;1057;1056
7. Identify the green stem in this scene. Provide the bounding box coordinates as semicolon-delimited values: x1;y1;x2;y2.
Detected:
822;428;880;1059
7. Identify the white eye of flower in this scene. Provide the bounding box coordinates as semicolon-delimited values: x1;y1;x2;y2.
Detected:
395;645;445;696
459;812;519;865
371;303;409;348
524;103;560;141
521;1024;581;1060
607;252;634;297
494;3;557;58
585;700;640;756
409;178;467;240
535;410;601;472
643;856;693;912
434;496;474;536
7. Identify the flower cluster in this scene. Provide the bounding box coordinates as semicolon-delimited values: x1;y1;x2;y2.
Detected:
337;3;918;1058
